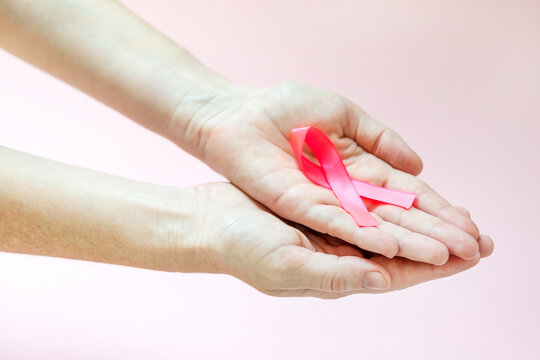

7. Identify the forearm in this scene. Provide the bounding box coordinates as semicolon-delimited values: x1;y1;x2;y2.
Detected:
0;0;235;152
0;146;199;272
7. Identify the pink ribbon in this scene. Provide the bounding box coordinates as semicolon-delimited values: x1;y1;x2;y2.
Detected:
289;126;416;227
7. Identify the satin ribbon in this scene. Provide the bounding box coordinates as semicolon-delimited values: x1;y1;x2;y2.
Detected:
289;126;416;227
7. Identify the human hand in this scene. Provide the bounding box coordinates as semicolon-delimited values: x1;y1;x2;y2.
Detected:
176;182;493;298
169;82;486;265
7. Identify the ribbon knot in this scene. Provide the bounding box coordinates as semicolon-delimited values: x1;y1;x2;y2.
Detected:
289;126;416;227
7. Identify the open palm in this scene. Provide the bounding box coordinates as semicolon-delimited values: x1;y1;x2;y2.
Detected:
175;82;483;265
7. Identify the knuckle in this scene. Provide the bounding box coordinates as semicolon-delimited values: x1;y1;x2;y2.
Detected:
415;180;433;201
324;270;346;293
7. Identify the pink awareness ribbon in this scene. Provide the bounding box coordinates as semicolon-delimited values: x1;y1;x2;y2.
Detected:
289;126;416;227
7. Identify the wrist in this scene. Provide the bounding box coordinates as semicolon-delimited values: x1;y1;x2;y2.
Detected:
144;184;223;274
164;68;253;158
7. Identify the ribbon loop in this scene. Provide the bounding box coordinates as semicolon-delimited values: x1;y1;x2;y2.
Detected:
289;126;416;227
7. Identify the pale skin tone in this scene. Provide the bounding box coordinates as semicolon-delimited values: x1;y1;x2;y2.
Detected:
0;0;493;297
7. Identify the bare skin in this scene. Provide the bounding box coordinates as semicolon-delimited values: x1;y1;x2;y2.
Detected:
0;0;493;297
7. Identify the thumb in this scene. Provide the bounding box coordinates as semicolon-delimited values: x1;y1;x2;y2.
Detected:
349;105;423;175
282;247;391;293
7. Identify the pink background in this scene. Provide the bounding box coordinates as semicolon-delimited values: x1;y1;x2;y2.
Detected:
1;0;539;358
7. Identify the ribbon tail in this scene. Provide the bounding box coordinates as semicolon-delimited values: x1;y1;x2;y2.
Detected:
352;180;416;209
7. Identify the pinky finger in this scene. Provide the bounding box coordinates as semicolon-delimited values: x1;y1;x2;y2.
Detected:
478;234;494;258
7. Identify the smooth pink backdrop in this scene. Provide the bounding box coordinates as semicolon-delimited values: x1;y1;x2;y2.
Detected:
1;0;538;359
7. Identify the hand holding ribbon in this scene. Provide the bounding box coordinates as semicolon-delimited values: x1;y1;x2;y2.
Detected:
173;82;483;264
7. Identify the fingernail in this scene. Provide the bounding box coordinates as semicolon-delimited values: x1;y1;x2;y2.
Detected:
362;272;388;290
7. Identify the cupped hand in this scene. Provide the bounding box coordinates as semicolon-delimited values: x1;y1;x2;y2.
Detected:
170;82;485;265
183;183;493;298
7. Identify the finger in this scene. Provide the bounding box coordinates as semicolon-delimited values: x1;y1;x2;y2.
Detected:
372;213;450;265
478;234;494;258
266;253;482;299
370;254;481;292
341;154;480;240
301;203;398;258
345;103;423;175
367;202;479;260
380;167;480;239
343;156;481;249
302;230;367;258
455;206;471;218
275;246;391;292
